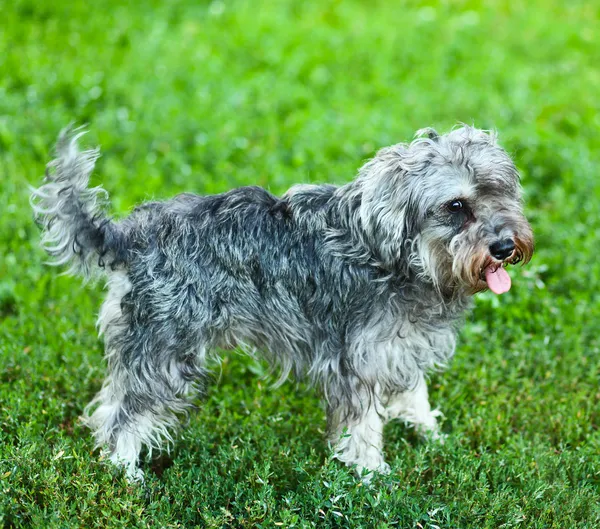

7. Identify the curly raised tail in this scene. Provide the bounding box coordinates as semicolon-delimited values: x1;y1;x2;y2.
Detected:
30;126;125;280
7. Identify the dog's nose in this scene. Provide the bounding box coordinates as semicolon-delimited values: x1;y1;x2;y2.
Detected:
489;238;515;260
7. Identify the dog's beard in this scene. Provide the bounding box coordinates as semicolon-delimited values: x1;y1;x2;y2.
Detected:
418;229;533;296
450;231;533;295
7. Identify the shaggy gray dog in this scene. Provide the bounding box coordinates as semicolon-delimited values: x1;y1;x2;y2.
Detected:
31;125;533;481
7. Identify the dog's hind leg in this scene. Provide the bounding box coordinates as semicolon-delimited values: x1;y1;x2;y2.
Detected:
384;373;442;440
83;334;205;481
83;274;206;481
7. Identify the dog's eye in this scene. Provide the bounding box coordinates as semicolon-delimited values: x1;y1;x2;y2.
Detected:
447;200;464;213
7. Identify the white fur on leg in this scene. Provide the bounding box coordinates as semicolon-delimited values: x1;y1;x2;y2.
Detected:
85;383;183;482
104;438;145;482
385;374;443;440
331;399;390;481
84;386;144;482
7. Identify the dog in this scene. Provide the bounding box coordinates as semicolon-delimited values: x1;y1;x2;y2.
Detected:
30;125;533;481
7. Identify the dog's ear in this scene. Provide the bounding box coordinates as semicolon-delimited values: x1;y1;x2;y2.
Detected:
355;144;421;267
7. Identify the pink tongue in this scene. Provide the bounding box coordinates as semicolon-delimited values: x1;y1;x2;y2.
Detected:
484;266;511;294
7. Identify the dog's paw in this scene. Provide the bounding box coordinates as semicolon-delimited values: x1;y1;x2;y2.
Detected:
125;465;146;483
414;408;445;442
103;449;146;484
357;460;391;485
427;429;448;445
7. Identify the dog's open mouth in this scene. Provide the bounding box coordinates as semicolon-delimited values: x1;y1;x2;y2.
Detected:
483;264;511;294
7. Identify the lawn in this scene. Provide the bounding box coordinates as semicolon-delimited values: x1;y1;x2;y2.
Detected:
1;0;599;527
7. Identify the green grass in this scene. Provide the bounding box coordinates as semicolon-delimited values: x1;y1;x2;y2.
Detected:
1;0;599;527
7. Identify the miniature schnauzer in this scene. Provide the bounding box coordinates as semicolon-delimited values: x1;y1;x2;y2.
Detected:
31;125;533;481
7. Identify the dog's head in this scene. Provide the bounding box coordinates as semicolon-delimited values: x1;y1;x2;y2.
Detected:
356;126;534;295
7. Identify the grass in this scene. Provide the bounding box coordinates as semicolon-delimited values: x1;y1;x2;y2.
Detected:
1;0;599;527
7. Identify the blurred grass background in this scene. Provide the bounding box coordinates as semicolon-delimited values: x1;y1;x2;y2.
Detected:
1;0;599;527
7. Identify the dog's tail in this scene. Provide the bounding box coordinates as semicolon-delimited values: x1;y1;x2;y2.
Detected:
30;126;125;280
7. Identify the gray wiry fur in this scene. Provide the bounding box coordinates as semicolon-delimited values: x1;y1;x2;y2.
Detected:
31;125;533;481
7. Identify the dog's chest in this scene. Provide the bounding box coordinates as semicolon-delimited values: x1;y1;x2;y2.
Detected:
354;305;458;388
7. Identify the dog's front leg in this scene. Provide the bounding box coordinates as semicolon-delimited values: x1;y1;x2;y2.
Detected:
327;385;390;480
384;372;443;440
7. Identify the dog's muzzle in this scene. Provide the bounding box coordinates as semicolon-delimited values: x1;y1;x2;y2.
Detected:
480;239;517;295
